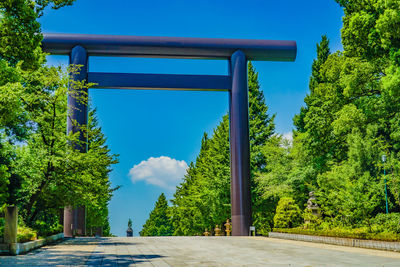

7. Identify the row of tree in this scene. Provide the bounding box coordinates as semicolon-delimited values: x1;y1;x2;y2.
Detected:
141;0;400;236
0;0;116;237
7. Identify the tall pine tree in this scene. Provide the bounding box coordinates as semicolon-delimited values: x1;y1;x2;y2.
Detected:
171;63;275;235
294;35;330;134
140;193;174;236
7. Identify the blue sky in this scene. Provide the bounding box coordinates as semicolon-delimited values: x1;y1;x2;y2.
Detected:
40;0;343;236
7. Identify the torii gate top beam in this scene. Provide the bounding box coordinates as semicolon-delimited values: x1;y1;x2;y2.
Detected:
42;33;297;62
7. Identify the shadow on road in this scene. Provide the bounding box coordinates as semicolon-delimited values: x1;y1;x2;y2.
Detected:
0;237;165;266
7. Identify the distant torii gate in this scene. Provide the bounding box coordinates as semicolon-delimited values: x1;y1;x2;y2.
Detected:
42;33;296;236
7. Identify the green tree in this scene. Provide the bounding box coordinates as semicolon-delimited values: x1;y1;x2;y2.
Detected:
171;63;276;235
293;35;341;174
171;0;400;235
171;136;212;235
12;68;118;230
248;61;276;171
252;36;337;231
248;62;278;234
140;193;174;236
0;0;77;218
0;0;120;238
273;197;302;228
85;109;118;236
294;35;330;133
253;136;294;233
0;0;75;70
284;0;400;230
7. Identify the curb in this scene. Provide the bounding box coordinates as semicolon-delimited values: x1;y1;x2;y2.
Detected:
0;233;64;255
268;232;400;252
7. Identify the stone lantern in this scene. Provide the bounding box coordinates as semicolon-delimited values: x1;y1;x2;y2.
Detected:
203;228;210;236
224;219;231;236
307;191;320;216
304;191;320;227
214;225;221;236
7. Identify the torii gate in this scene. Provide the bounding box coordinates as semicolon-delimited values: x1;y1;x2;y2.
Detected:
42;33;296;236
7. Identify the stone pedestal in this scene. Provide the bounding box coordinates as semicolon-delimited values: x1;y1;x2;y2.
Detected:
4;206;17;244
4;206;18;255
126;227;133;237
94;227;103;237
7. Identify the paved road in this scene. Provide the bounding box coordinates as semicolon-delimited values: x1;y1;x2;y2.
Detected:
1;236;400;266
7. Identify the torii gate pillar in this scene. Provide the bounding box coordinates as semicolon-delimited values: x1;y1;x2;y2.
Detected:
229;50;251;236
63;45;88;237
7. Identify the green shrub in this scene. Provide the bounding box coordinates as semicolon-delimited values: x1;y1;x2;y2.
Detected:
17;226;37;243
273;227;400;242
303;208;322;229
0;217;4;238
255;222;271;236
33;220;63;238
273;197;302;228
370;213;400;234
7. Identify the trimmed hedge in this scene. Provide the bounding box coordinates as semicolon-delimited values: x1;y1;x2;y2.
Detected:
273;227;400;242
370;213;400;234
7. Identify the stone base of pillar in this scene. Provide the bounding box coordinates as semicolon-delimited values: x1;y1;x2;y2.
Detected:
231;215;250;236
63;206;73;237
63;206;86;237
75;206;86;236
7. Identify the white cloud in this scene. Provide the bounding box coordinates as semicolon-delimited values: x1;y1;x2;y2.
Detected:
128;156;188;190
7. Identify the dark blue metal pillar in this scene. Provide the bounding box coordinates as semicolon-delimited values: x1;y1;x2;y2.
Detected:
64;45;88;237
229;50;251;236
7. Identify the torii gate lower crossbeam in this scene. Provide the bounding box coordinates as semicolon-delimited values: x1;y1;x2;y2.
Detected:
42;33;297;237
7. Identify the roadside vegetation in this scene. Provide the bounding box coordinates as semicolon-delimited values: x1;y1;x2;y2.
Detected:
143;0;400;240
0;0;117;241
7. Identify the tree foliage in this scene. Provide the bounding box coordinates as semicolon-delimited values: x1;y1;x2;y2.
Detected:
170;63;275;235
140;193;173;236
0;0;116;236
289;0;400;229
166;0;400;237
0;0;75;69
273;197;302;228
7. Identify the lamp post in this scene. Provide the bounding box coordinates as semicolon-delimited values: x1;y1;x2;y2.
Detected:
382;155;389;214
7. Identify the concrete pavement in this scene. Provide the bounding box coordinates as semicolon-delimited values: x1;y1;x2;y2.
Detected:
0;236;399;266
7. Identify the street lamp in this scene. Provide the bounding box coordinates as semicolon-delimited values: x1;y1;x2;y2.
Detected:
382;155;389;214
